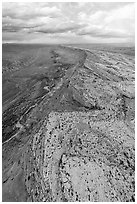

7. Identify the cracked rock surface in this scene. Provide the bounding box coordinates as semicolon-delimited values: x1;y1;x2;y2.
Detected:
2;45;135;202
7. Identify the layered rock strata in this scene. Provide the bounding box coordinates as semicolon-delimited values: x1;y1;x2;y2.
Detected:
2;46;135;202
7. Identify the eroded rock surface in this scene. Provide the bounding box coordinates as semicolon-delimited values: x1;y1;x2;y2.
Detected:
2;45;135;202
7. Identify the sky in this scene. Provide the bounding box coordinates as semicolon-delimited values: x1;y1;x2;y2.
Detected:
2;2;135;44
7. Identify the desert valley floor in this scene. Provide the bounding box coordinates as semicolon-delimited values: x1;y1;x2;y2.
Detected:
2;44;135;202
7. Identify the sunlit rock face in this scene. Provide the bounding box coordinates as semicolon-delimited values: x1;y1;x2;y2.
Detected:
40;109;134;202
2;45;135;202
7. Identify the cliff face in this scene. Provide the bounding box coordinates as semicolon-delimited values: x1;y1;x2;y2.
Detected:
2;45;135;202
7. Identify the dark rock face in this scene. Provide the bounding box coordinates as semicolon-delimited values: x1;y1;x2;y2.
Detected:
2;44;135;202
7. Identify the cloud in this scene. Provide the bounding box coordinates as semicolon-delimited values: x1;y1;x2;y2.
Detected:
77;28;130;39
2;2;135;44
2;3;61;19
30;23;86;34
77;3;135;40
2;18;43;33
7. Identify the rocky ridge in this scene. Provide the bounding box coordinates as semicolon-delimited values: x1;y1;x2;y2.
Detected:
2;46;135;202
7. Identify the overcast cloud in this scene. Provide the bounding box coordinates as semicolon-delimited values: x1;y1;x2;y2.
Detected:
2;2;135;44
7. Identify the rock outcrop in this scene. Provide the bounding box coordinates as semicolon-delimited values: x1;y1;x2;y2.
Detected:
2;45;135;202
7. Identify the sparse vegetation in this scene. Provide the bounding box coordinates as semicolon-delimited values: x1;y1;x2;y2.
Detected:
2;44;135;202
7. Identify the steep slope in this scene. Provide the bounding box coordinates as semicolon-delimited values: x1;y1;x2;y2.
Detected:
2;45;135;202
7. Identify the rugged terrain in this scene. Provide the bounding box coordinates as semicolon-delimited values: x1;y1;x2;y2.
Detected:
2;44;135;202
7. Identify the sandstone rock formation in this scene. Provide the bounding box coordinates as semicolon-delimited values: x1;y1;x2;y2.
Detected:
2;45;135;202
